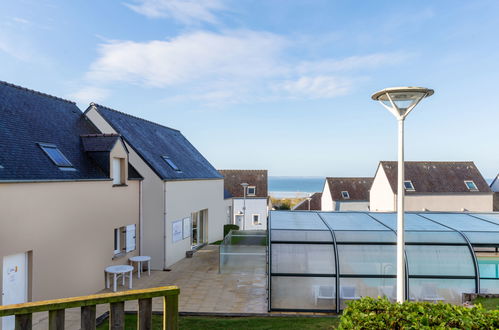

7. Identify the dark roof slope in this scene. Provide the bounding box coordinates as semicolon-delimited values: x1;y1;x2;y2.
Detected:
90;104;222;181
81;134;121;152
219;170;268;198
0;81;109;181
326;177;373;201
293;192;322;210
380;161;491;194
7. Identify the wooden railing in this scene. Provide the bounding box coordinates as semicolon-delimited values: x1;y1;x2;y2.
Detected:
0;286;179;330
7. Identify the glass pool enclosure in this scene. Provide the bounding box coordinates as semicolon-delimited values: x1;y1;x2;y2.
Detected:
268;211;499;312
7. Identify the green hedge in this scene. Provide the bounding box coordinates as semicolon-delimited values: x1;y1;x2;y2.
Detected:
339;297;499;329
223;224;239;237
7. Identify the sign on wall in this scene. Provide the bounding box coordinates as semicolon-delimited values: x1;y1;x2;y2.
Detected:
182;217;191;239
172;220;183;243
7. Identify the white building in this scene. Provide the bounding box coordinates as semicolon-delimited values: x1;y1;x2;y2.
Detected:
490;174;499;211
370;161;493;212
219;170;269;230
321;178;373;211
86;103;226;269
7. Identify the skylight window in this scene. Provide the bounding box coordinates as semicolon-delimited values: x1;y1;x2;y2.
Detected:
464;180;478;191
404;180;415;191
162;156;181;172
341;191;350;199
38;143;74;168
247;186;256;196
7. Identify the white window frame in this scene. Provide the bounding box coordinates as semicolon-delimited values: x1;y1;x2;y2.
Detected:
247;186;256;196
112;157;123;185
404;180;415;191
113;228;121;255
252;214;261;225
464;180;478;191
341;191;350;199
113;225;136;256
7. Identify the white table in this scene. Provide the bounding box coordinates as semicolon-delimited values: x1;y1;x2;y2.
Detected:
129;256;151;279
105;265;134;292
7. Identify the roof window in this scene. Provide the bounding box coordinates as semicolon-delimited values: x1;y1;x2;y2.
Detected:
162;156;181;172
464;180;478;191
404;180;415;191
341;191;350;199
247;186;256;196
38;143;75;170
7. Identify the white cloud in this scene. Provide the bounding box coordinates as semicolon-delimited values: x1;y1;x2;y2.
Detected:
276;76;355;99
69;86;110;104
124;0;225;24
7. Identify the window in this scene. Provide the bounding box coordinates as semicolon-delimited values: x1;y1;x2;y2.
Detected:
341;191;350;199
162;156;181;172
112;158;125;185
464;180;478;191
247;186;256;196
404;180;415;191
38;143;75;169
253;214;261;225
113;224;136;256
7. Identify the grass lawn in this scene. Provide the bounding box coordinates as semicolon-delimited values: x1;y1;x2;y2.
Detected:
472;297;499;310
97;315;339;329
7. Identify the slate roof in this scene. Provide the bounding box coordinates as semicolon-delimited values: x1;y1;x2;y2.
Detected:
0;81;110;181
379;161;491;194
325;177;373;201
81;134;122;152
293;192;322;210
88;104;222;181
218;170;268;198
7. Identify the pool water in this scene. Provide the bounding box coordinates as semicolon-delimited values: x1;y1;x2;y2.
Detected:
478;257;499;279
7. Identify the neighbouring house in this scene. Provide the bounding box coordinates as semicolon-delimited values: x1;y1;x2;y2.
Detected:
85;103;226;269
219;170;269;230
0;81;142;304
321;178;373;211
292;192;322;211
490;174;499;211
370;161;493;212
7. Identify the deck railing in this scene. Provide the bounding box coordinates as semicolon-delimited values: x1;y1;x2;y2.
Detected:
0;286;179;330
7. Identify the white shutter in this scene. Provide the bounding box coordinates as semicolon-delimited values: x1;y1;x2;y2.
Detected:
112;158;121;184
125;224;136;252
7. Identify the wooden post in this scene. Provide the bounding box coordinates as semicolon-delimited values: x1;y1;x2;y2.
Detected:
110;301;125;330
81;305;96;330
48;309;65;330
163;294;178;330
138;298;152;330
15;313;32;330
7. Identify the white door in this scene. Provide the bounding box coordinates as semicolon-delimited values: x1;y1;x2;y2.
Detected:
2;253;28;330
235;214;243;229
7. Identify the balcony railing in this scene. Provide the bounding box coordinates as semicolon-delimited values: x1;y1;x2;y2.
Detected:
0;286;179;330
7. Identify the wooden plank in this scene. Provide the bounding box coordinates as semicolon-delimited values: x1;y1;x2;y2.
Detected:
48;309;65;330
163;294;178;330
138;298;152;330
110;301;125;330
15;313;32;330
81;305;96;330
0;286;179;316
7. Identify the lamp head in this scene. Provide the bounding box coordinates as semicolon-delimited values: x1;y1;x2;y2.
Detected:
372;86;433;118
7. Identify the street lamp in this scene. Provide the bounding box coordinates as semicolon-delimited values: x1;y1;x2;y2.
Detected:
371;86;433;303
241;182;249;230
306;196;312;211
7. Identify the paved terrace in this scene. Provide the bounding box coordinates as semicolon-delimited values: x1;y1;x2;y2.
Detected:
31;245;267;329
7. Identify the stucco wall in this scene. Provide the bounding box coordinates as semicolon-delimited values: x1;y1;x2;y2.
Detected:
232;198;268;230
321;181;334;211
337;201;370;211
164;179;225;267
370;166;396;212
0;180;140;302
404;194;493;212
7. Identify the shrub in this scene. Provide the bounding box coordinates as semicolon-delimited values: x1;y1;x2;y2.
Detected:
223;224;239;237
338;297;499;330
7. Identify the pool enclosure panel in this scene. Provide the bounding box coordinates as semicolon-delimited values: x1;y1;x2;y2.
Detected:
269;211;499;312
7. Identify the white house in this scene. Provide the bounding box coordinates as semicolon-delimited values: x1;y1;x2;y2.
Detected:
219;170;269;230
85;103;226;270
321;178;373;211
370;161;493;212
490;174;499;211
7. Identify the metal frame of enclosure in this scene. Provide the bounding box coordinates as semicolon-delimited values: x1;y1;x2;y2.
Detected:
268;211;499;313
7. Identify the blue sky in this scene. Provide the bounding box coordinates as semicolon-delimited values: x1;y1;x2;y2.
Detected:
1;0;498;177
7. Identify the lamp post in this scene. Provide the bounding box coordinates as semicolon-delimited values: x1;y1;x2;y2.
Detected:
371;87;433;303
241;182;249;230
306;196;312;211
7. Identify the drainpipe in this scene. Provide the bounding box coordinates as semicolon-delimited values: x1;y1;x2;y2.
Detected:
139;180;143;254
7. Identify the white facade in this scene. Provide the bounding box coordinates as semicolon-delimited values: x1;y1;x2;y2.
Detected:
231;198;268;230
86;107;226;269
322;181;370;211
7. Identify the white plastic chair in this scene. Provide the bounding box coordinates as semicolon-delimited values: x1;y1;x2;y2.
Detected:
314;285;335;305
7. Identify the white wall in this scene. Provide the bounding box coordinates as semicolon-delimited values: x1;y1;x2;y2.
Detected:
370;165;396;212
232;198;268;230
321;181;334;211
405;194;493;212
164;179;225;267
337;201;370;211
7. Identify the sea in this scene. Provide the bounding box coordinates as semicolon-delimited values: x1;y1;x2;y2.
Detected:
269;176;325;198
